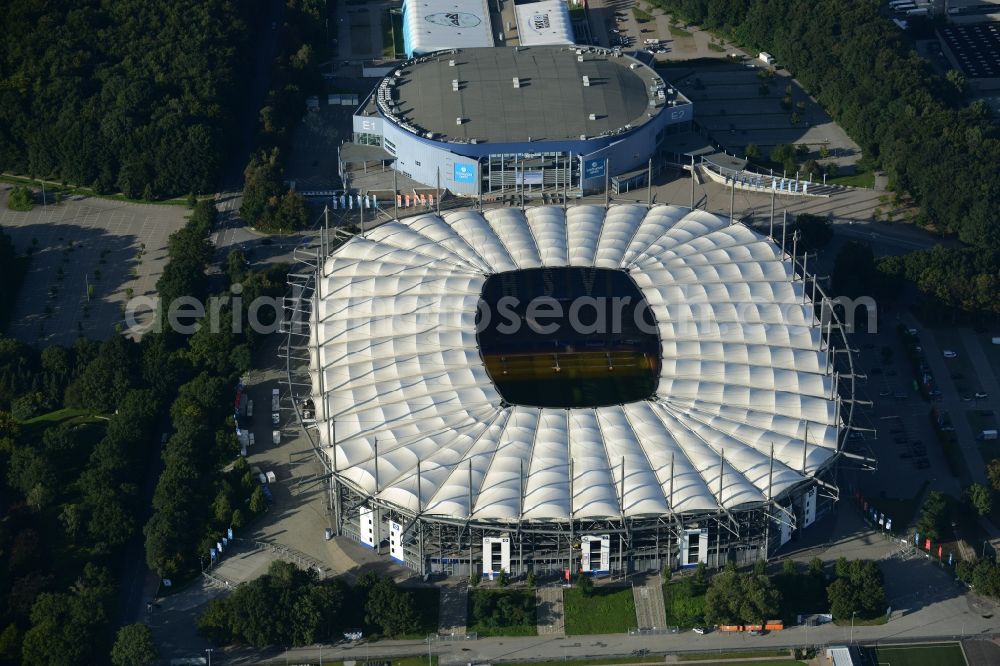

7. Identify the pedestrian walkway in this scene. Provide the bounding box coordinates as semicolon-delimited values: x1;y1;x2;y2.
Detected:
536;585;565;635
633;575;667;630
438;580;468;636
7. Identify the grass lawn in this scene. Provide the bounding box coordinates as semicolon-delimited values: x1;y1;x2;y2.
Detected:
663;577;708;628
563;586;636;635
707;42;726;52
19;407;103;431
829;170;875;188
518;657;658;666
872;642;967;666
670;25;693;37
632;6;654;22
467;588;537;637
678;651;791;661
326;659;437;666
396;587;441;638
773;572;828;623
682;662;804;666
380;10;394;58
0;174;192;205
391;11;404;57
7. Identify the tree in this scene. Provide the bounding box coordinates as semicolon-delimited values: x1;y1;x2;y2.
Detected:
250;485;267;514
575;573;593;596
966;483;993;516
240;149;285;225
364;576;418;637
808;557;824;577
781;559;796;576
791;213;832;251
7;186;34;211
704;564;780;625
745;143;760;160
915;491;948;541
527;570;537;587
111;624;157;666
827;559;885;621
988;459;1000;492
833;241;879;300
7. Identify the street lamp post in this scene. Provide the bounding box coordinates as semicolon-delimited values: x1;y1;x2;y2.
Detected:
205;648;213;666
850;611;857;644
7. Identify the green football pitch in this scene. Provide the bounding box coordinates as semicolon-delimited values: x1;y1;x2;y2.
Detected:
873;642;967;666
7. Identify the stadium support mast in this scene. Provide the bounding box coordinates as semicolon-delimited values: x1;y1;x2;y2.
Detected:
769;189;775;238
690;154;695;209
647;158;653;206
604;158;610;208
729;176;735;223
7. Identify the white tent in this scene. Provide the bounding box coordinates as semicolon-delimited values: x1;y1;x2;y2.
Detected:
310;205;841;523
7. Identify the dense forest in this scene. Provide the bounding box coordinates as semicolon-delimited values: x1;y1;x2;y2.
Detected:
0;200;287;663
653;0;1000;247
197;565;435;646
0;0;255;198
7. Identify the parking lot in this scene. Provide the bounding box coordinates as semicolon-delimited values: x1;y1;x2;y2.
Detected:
0;186;188;345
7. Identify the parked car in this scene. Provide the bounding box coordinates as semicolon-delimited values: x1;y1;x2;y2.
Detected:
693;626;706;635
943;350;957;358
975;392;989;399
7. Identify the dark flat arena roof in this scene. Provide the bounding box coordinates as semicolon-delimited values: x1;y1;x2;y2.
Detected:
385;46;674;142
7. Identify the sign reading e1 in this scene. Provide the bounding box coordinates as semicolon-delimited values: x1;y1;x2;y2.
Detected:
454;162;476;183
584;159;606;179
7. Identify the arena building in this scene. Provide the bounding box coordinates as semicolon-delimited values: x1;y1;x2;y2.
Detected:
291;204;857;577
350;46;693;197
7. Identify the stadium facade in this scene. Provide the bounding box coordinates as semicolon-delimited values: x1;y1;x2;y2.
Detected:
289;204;856;577
350;46;693;197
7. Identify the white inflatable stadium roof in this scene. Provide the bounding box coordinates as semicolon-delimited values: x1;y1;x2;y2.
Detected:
309;205;841;523
402;0;494;56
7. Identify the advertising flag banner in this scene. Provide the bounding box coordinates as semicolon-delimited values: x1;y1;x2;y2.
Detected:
454;163;476;183
949;552;954;565
925;538;931;551
227;528;233;540
584;159;606;179
886;518;892;531
915;532;920;546
938;546;943;558
217;541;224;553
210;548;216;561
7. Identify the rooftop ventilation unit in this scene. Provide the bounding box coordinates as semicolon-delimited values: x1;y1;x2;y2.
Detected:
448;59;456;67
513;77;521;88
582;75;590;86
580;134;587;140
452;79;459;91
577;55;584;62
456;117;463;125
589;113;597;120
630;63;639;69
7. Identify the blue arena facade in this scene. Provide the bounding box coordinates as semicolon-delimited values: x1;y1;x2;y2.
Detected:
349;46;693;196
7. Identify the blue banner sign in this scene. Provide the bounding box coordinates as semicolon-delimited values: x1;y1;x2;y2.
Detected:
454;162;476;183
584;159;605;179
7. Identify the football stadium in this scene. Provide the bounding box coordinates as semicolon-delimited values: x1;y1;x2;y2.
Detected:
290;204;856;577
349;45;693;196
